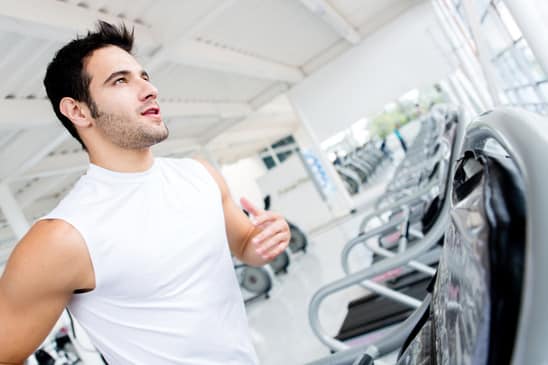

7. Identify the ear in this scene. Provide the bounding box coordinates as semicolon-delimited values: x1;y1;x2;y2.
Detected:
59;97;92;128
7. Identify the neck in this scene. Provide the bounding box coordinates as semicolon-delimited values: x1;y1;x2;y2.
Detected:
87;145;154;173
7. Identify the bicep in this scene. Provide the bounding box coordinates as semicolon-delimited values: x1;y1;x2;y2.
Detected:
0;223;83;363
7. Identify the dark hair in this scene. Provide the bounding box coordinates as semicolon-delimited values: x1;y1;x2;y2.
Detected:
43;21;134;150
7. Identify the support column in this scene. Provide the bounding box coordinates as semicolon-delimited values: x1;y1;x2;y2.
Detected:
0;182;29;240
504;0;548;78
289;100;355;217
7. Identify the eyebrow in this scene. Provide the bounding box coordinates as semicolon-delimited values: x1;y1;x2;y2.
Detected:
103;70;150;85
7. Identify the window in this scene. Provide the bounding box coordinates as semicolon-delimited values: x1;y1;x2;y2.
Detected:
259;135;299;170
439;0;548;114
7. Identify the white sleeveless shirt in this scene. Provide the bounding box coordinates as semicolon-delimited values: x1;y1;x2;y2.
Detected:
41;158;258;365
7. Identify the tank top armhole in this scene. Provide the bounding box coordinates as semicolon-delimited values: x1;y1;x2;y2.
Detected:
36;215;98;291
182;158;223;198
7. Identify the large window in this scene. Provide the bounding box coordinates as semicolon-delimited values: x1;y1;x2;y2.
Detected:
259;135;299;170
443;0;548;114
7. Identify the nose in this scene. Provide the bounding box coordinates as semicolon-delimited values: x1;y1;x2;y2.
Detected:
139;78;158;102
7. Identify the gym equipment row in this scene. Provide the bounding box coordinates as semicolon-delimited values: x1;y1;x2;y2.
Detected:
306;107;547;364
335;141;390;195
331;105;461;347
337;107;458;346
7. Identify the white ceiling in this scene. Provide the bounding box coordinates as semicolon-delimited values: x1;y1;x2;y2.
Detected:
0;0;422;252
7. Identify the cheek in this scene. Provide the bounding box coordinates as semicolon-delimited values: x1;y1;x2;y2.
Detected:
95;92;136;115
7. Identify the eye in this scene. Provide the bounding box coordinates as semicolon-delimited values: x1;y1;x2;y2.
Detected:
114;77;127;85
142;74;150;82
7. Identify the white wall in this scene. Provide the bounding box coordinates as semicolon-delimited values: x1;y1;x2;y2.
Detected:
256;154;333;232
221;156;268;208
288;1;453;142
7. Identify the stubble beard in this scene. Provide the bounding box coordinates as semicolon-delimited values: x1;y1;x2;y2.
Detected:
90;100;169;149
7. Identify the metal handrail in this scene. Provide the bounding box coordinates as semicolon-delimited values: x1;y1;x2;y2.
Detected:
308;201;449;351
306;295;432;365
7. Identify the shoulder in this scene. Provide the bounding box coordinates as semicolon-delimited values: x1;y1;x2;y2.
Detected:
28;218;85;246
3;219;93;292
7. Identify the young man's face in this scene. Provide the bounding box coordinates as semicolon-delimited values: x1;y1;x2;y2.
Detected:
84;45;168;149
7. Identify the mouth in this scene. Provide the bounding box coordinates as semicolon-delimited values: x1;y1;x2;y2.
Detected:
141;106;161;117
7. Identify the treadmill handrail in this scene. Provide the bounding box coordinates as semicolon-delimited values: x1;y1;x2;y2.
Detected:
308;202;449;352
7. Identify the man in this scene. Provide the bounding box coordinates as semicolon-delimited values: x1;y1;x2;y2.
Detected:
393;124;407;153
0;21;290;364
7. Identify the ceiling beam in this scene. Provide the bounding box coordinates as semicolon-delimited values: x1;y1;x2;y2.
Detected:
0;127;68;181
0;183;29;240
249;82;291;110
0;0;301;83
160;100;252;119
168;40;304;83
0;0;157;48
0;0;301;86
211;126;296;149
151;137;201;156
199;119;243;145
18;174;78;208
0;100;252;130
20;196;61;223
299;0;360;44
204;111;297;148
0;40;54;97
147;0;237;69
0;99;56;130
145;0;302;83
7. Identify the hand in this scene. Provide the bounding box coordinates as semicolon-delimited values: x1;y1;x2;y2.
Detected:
240;197;291;261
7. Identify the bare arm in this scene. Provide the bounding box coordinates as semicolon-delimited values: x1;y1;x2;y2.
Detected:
0;220;94;364
197;160;290;266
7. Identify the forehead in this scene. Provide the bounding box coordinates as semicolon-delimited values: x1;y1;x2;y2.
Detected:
84;45;141;82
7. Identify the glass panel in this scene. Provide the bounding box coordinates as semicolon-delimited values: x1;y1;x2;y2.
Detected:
276;150;293;163
271;135;295;149
539;82;548;101
517;86;540;104
494;59;515;87
524;104;537;113
504;89;518;104
502;52;528;86
514;39;547;81
262;156;276;170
